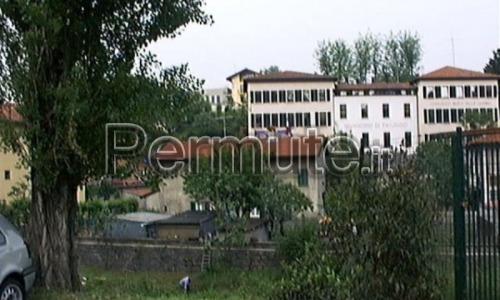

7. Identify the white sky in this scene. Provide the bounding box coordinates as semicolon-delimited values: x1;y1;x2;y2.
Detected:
148;0;500;89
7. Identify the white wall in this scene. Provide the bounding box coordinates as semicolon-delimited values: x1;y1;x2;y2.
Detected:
334;95;418;151
416;79;500;142
247;81;335;137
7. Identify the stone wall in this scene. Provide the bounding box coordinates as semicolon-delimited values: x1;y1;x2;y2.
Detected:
77;239;280;272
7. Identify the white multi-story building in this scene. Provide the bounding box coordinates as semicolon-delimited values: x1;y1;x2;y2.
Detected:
204;88;231;112
245;71;336;137
334;83;418;152
414;66;500;142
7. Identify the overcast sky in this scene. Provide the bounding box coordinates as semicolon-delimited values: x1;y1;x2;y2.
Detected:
148;0;500;89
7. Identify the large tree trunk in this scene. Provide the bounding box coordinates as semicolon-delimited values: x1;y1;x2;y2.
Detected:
27;169;81;291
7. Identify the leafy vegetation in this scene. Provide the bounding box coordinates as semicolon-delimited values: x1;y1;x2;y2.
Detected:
484;48;500;74
315;30;422;83
460;110;497;130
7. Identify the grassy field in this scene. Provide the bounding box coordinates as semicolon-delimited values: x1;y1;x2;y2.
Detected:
30;266;280;300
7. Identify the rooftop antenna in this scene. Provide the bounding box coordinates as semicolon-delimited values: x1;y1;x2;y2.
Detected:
451;36;456;67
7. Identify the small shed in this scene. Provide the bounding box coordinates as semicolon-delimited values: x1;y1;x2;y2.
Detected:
105;212;172;239
153;211;217;240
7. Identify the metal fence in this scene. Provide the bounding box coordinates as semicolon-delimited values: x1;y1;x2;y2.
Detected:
451;127;500;300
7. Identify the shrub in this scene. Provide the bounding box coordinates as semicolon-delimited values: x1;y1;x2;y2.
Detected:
276;220;321;264
0;198;30;230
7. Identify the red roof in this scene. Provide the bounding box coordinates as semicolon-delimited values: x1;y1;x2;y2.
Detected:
110;178;144;188
156;136;324;160
122;187;156;198
417;66;500;81
469;134;500;145
336;82;414;91
245;71;336;83
0;104;22;122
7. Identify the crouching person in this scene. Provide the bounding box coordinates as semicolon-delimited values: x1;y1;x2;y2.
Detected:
179;276;191;294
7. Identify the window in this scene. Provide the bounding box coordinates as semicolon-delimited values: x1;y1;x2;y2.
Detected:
362;133;369;148
271;91;278;103
451;109;458;123
443;109;450;123
263;91;270;103
441;86;449;98
251;114;255;128
326;89;331;101
456;86;463;98
458;109;465;122
271;114;279;127
217;96;221;104
424;109;428;124
296;113;303;127
319;90;326;101
295;90;302;102
436;109;443;123
384;132;391;148
494;86;498;98
279;113;287;127
361;104;368;119
311;90;319;101
263;114;270;127
435;86;442;98
340;104;347;119
191;202;205;212
319;112;327;126
327;112;332;126
298;169;309;186
382;104;389;118
428;110;435;124
405;132;412;148
464;86;471;98
287;113;295;127
255;114;262;127
304;113;311;126
279;90;286;103
250;91;255;103
314;112;319;126
450;86;456;98
472;86;478;98
287;90;294;102
4;171;10;180
404;103;411;118
486;86;493;98
0;231;5;246
255;91;262;103
479;86;486;98
303;90;310;101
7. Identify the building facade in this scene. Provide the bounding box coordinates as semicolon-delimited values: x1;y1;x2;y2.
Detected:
414;66;500;142
246;71;336;137
226;68;257;106
334;83;418;152
204;88;231;112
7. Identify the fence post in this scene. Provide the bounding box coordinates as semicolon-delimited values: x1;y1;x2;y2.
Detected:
452;127;467;300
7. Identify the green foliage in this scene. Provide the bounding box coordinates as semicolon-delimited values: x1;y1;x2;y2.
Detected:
86;182;120;201
324;166;442;299
460;110;497;130
484;48;500;74
0;198;31;229
183;147;312;238
315;30;421;83
78;198;138;235
415;141;453;209
276;220;321;264
260;65;281;74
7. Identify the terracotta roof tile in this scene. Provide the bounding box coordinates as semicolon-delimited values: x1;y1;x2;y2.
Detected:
469;134;500;145
417;66;500;81
122;187;156;198
156;136;324;160
245;71;336;83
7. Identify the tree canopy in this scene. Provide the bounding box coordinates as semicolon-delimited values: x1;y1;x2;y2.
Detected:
0;0;211;290
484;49;500;74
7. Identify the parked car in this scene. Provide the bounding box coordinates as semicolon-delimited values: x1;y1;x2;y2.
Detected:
0;214;35;300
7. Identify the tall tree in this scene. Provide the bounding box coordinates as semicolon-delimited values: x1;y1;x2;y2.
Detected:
381;32;402;82
484;49;500;74
353;33;374;83
0;0;211;290
315;39;354;82
261;65;281;74
398;31;422;81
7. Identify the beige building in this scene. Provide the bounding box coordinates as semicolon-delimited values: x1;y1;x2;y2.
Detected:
245;71;336;137
226;68;257;106
414;66;500;142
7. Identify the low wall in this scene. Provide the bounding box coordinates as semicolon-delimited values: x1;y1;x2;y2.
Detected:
77;238;280;272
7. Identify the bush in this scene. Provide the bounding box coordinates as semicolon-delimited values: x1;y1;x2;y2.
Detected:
276;220;321;264
78;198;138;235
0;198;31;230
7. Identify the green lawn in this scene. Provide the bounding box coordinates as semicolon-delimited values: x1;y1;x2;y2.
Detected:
30;266;280;300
